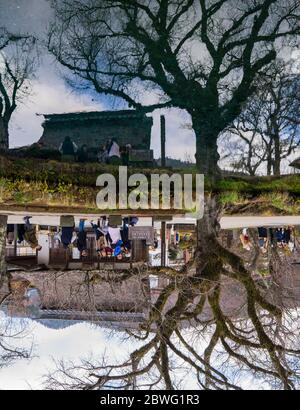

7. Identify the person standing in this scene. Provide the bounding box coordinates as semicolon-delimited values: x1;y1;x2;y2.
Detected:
59;136;78;162
107;139;121;164
77;144;88;163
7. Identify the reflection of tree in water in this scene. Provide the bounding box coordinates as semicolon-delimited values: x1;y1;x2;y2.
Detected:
46;201;300;390
0;315;32;370
0;216;32;370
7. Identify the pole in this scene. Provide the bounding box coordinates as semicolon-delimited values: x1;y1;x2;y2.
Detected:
14;224;17;257
161;221;166;267
160;115;166;168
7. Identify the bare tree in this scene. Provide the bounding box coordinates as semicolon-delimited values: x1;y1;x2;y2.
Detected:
48;0;300;178
45;205;300;390
224;60;300;176
0;317;32;370
219;129;267;175
0;29;36;150
0;215;32;370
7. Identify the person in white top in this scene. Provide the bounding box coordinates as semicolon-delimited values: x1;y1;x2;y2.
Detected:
108;139;120;158
108;226;122;245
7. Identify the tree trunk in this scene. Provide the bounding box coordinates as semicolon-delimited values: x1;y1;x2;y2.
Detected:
273;133;281;176
194;130;220;180
0;117;9;151
195;196;222;277
191;111;222;181
0;215;8;291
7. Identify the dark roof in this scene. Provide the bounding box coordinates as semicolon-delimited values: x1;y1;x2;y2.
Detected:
290;157;300;169
38;309;146;322
39;109;151;123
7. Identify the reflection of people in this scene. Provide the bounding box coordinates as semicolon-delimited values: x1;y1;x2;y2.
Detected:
240;228;251;251
107;226;122;246
91;219;109;256
121;216;139;250
283;227;291;244
61;216;76;249
258;227;268;253
17;224;25;243
23;216;42;251
276;228;285;246
7;224;14;245
77;219;88;257
97;245;112;258
114;245;124;260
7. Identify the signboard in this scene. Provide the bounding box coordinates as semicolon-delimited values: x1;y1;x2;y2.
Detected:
170;224;196;232
153;215;173;222
129;149;154;162
129;226;155;244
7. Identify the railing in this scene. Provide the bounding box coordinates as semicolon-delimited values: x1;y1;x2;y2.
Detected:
6;243;36;258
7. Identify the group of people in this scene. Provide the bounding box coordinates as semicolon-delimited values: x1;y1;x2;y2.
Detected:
7;217;42;252
54;216;139;260
7;215;140;261
59;136;131;165
240;226;297;253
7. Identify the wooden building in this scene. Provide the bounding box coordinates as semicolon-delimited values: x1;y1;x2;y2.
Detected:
38;109;153;151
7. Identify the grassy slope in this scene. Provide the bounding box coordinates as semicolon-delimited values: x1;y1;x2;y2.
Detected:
0;155;299;214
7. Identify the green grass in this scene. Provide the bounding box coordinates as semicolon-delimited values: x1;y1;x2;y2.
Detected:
218;191;244;206
0;155;298;213
215;175;300;194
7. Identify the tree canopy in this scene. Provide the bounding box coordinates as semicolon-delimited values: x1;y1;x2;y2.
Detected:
48;0;300;176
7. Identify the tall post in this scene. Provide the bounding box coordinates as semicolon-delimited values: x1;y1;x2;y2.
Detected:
160;115;166;168
161;221;166;267
14;224;18;257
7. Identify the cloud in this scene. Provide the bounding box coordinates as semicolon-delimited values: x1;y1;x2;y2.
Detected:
9;71;104;148
1;1;197;158
9;66;197;159
151;108;195;161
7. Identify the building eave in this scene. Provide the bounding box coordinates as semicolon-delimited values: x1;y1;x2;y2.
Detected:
289;158;300;169
37;109;152;124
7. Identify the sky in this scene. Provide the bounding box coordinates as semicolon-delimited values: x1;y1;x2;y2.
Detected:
0;314;264;390
0;315;133;390
0;0;196;160
0;0;298;169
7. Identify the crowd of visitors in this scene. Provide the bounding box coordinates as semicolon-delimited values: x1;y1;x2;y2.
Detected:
240;226;297;253
59;136;131;165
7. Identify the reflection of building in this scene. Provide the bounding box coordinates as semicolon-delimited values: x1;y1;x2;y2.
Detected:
6;228;151;270
38;110;153;151
5;216;198;270
1;270;150;330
